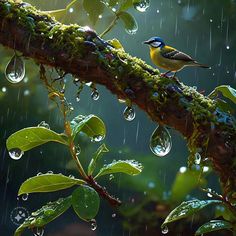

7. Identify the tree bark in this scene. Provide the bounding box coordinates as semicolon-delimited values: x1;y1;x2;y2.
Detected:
0;0;236;194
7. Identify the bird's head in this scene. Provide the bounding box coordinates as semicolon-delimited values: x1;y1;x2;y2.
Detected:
143;37;165;48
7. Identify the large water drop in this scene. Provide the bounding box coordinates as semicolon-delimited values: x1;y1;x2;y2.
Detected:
149;125;172;157
33;228;44;236
123;106;135;121
133;0;150;12
5;54;25;84
9;148;24;160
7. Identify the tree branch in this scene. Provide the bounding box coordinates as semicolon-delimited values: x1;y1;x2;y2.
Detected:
1;0;236;195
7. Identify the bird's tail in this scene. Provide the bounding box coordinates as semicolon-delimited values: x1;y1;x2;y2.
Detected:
191;61;210;68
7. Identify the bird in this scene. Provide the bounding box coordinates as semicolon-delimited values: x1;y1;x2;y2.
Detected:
143;37;209;77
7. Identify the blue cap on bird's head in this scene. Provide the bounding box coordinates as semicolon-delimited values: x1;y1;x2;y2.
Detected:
143;37;165;48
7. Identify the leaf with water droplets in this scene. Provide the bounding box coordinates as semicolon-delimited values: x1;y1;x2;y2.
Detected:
14;196;72;236
83;0;105;25
72;186;100;220
6;127;69;152
162;199;222;228
195;220;233;235
88;144;109;175
209;85;236;104
18;174;85;195
70;115;106;141
95;160;143;178
5;54;25;84
119;12;138;35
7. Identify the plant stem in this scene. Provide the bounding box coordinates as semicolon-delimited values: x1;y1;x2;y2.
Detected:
100;15;119;38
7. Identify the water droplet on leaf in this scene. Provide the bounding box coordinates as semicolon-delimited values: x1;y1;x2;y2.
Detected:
162;226;169;234
149;126;172;157
91;90;100;100
38;121;50;129
133;0;150;12
9;148;24;160
5;54;25;84
123;106;135;121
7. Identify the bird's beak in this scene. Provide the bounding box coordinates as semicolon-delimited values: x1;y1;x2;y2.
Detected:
143;40;150;45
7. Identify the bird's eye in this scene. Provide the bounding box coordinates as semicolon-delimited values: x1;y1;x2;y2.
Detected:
151;41;162;47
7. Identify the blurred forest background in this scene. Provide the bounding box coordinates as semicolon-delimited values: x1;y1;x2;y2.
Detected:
1;0;236;235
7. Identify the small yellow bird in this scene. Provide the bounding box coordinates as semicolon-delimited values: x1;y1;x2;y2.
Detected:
144;37;209;77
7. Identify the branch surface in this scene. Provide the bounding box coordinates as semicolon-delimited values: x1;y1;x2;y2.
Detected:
1;0;236;194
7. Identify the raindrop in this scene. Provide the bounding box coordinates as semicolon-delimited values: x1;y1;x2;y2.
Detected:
22;193;29;201
23;90;30;96
226;45;230;50
149;125;172;157
111;213;116;218
207;192;213;198
91;135;105;142
123;106;136;121
156;9;160;13
194;153;201;165
5;54;25;83
203;166;209;172
179;166;187;173
90;219;97;231
76;95;80;102
177;0;181;4
98;14;102;19
91;90;100;101
209;19;213;22
38;121;50;129
2;87;7;92
133;0;150;12
126;28;138;35
109;174;114;180
69;7;73;13
33;228;44;236
162;226;169;234
9;148;24;160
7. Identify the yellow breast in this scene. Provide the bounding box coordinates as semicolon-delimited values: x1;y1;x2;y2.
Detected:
150;47;185;72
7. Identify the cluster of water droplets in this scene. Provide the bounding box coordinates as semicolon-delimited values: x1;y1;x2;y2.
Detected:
149;125;172;157
5;54;25;83
123;106;135;121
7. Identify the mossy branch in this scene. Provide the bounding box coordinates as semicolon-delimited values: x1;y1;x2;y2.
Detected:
1;0;236;195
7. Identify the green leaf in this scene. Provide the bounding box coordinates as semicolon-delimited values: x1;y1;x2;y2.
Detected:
83;0;105;25
162;199;222;228
14;196;72;236
209;85;236;104
119;0;133;11
109;0;118;7
195;220;233;235
95;160;143;178
119;11;138;34
72;186;100;220
6;127;68;152
88;144;109;175
171;169;206;203
107;38;124;50
70;115;106;141
18;174;85;195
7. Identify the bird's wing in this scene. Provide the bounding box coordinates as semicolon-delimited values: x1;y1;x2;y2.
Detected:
161;46;194;62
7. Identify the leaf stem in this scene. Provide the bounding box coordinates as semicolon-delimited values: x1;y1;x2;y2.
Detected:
100;15;119;38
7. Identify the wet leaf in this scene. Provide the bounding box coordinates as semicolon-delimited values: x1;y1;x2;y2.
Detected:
162;199;221;228
72;186;100;220
195;220;233;235
14;196;72;236
119;11;138;34
70;115;106;141
88;144;109;175
6;127;68;152
18;174;85;195
171;170;207;202
209;85;236;104
83;0;105;25
95;160;143;178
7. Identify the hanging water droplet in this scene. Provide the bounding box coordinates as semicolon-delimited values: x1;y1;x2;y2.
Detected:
5;54;25;84
38;121;50;129
133;0;150;12
9;148;24;160
162;226;169;234
194;153;201;165
91;90;100;101
109;174;114;180
149;126;172;157
123;106;135;121
91;135;105;142
90;219;97;231
76;95;80;102
22;193;29;201
33;228;44;236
